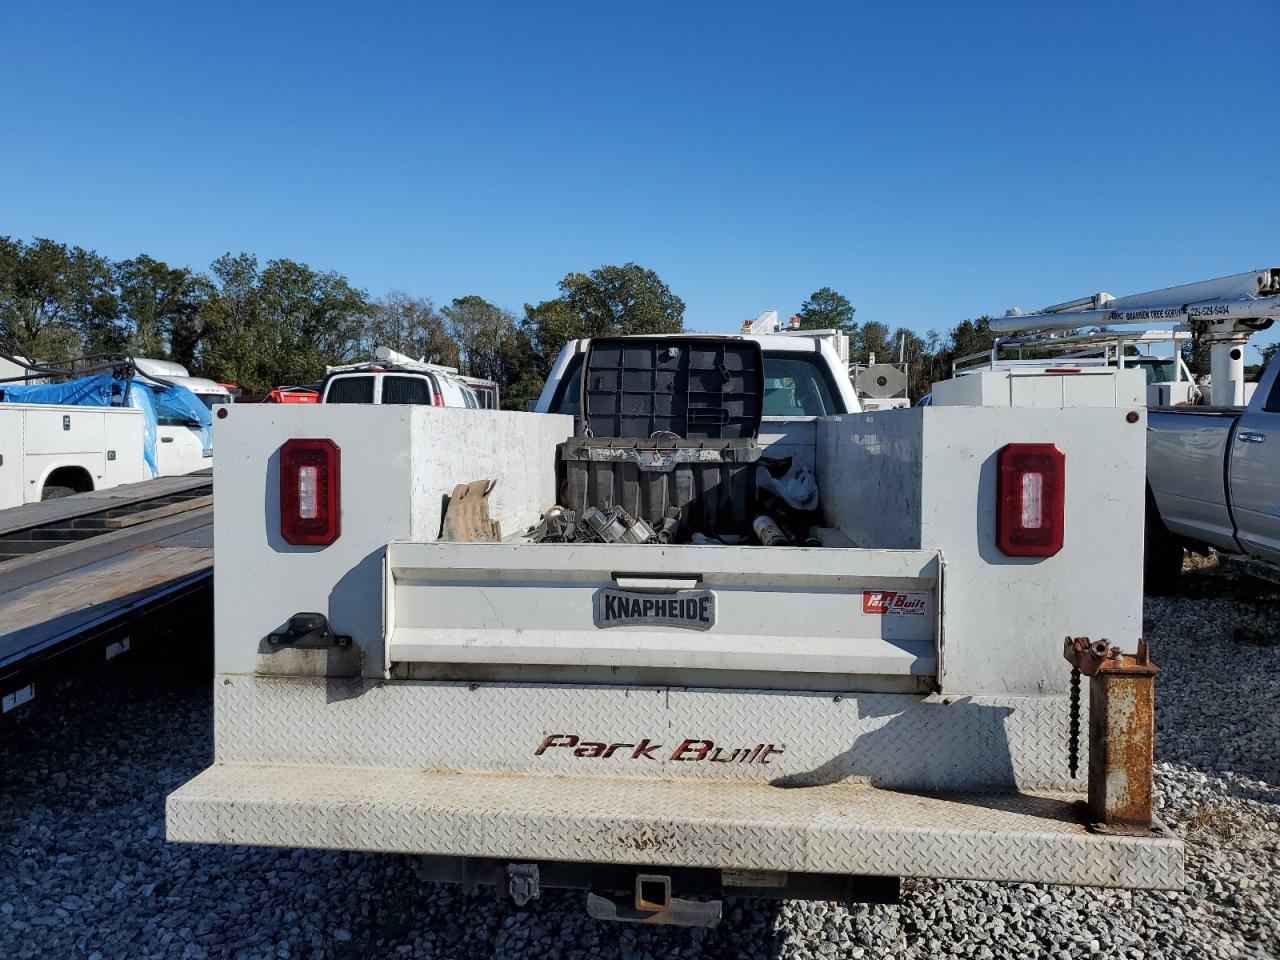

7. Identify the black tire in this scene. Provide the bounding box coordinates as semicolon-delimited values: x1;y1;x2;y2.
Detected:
1144;494;1184;595
40;484;76;501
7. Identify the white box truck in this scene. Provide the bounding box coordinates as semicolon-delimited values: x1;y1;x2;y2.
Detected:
167;333;1181;923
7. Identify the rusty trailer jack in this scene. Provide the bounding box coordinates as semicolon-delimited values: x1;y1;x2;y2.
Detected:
1063;636;1163;836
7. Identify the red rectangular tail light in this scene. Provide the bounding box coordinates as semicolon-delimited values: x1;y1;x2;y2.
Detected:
997;443;1064;557
279;438;341;546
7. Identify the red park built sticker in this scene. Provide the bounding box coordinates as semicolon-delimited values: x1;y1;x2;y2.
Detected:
862;590;929;616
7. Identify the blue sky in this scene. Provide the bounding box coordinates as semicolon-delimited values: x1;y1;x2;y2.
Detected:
2;1;1276;360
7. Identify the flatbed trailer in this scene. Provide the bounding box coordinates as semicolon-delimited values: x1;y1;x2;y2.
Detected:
0;474;213;715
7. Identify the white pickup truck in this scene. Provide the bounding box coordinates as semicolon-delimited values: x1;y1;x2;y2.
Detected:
167;334;1181;921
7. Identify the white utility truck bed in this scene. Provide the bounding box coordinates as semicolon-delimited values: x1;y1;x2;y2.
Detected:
0;403;148;508
168;345;1180;921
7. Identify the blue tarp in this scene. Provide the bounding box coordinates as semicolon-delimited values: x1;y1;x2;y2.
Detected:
0;372;213;478
125;383;161;477
146;378;214;459
0;374;124;407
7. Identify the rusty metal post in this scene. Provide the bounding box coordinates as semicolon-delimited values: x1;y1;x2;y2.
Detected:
1063;637;1159;833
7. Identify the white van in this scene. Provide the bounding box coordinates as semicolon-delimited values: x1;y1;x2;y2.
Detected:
319;347;498;409
321;368;484;408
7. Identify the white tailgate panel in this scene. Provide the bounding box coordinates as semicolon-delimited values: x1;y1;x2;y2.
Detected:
387;542;939;677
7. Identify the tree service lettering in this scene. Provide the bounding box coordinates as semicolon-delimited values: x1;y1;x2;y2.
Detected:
534;734;784;765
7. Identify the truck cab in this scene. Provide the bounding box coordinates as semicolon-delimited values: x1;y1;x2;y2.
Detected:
147;377;227;476
535;333;860;417
132;359;226;477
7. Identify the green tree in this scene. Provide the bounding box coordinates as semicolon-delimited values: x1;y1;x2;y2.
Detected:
796;287;856;336
195;254;370;392
443;295;517;383
1260;341;1277;368
856;320;894;363
258;258;369;384
362;292;458;367
522;297;581;377
169;273;214;372
0;237;120;364
194;253;262;389
440;294;548;410
561;263;684;337
1181;329;1211;377
114;255;204;360
948;315;997;361
524;263;685;380
496;323;544;411
888;326;933;401
922;328;945;390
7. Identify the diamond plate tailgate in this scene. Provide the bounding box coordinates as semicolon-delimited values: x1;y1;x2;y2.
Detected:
167;764;1183;889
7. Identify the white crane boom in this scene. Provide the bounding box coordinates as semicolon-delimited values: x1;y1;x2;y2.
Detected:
991;269;1280;406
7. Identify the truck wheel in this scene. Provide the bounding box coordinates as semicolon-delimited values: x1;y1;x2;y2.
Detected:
1144;497;1183;595
41;485;76;501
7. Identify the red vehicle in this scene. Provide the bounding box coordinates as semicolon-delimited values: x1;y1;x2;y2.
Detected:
265;387;319;404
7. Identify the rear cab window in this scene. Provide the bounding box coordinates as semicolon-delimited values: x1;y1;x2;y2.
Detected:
1131;359;1175;386
762;356;838;416
547;349;844;418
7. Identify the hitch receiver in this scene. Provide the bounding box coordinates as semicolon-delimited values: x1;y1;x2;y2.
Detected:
585;873;721;928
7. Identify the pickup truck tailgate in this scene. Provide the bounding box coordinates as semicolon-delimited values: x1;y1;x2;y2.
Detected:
385;543;939;679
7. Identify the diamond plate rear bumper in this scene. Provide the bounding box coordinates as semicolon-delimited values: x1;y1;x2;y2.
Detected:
166;763;1183;890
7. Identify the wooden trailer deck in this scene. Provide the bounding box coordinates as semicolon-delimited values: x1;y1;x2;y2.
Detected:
0;474;212;713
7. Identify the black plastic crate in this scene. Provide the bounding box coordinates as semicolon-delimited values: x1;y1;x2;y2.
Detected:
581;337;763;439
559;437;762;540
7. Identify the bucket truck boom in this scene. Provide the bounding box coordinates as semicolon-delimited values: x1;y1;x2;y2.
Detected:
991;270;1280;406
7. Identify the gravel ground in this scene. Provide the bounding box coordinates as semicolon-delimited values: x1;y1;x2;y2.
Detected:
1;557;1276;959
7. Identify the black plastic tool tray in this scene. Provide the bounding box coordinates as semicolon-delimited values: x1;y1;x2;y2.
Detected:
559;437;761;539
580;337;764;440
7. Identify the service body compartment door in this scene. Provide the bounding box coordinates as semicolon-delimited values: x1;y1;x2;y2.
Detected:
102;409;148;485
23;407;105;455
385;542;940;680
